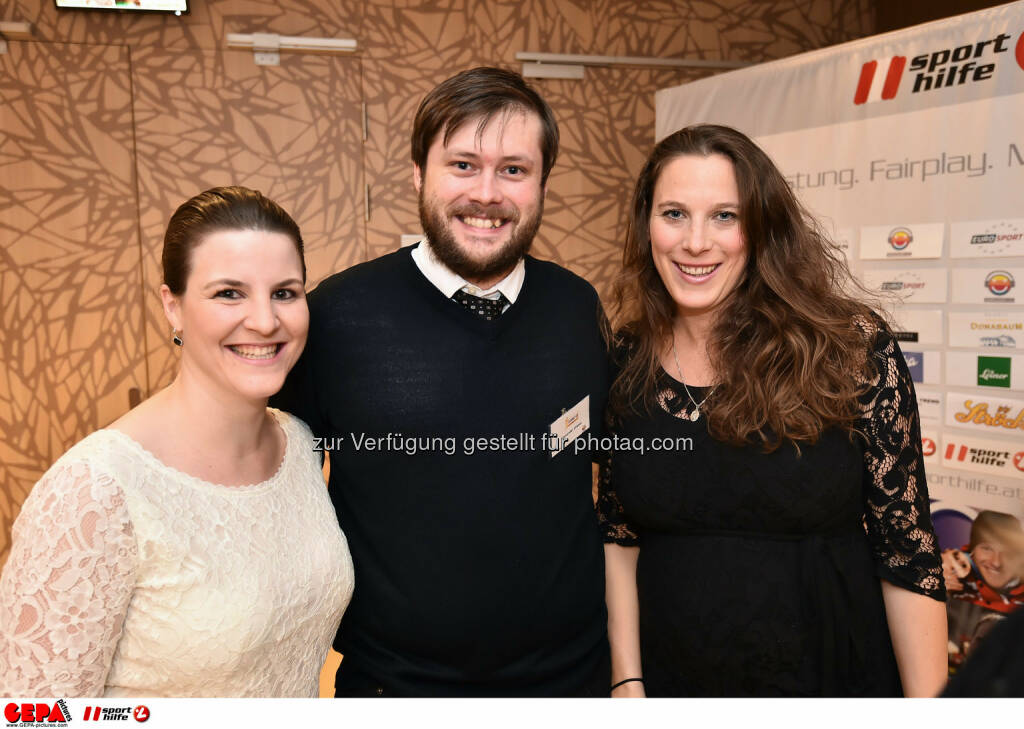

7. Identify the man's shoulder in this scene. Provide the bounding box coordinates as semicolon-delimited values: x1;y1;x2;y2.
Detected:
524;256;599;302
309;248;411;306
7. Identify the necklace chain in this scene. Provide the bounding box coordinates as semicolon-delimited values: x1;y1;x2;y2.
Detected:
670;332;716;422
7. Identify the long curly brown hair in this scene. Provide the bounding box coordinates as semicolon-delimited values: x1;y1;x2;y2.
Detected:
610;124;878;451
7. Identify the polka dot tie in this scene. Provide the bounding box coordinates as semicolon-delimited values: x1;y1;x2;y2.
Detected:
452;289;509;321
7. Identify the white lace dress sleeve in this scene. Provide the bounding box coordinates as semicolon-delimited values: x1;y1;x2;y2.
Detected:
0;458;137;697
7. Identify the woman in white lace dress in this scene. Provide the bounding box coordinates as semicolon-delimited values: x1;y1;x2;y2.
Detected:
0;187;354;697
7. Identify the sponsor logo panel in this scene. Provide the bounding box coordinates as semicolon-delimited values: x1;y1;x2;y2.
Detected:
860;267;947;303
833;227;856;265
915;388;943;421
860;222;943;260
948;311;1022;349
940;431;1024;481
978;355;1012;388
944;391;1024;433
920;426;940;465
891;308;943;345
902;349;941;384
951;266;1023;304
950;218;1024;258
947;351;1023;392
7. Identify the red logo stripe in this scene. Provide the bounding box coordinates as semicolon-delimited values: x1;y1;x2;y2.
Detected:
1016;31;1024;70
881;56;906;99
854;60;877;104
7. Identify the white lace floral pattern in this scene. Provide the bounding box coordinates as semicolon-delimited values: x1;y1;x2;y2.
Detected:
0;409;353;697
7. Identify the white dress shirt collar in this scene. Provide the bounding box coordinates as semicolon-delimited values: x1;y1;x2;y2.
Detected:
410;238;526;302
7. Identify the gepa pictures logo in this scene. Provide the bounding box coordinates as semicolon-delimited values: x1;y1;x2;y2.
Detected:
853;30;1020;105
4;701;71;726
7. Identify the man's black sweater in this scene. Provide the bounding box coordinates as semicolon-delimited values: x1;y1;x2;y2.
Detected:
271;245;610;696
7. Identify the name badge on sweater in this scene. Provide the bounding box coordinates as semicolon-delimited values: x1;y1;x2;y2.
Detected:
549;395;590;458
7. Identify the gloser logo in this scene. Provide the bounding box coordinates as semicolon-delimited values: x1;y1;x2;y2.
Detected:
977;355;1011;388
853;30;1021;104
4;701;71;727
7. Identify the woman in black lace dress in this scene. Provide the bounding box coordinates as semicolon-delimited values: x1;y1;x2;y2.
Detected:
599;125;947;697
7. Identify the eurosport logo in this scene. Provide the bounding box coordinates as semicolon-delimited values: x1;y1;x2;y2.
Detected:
4;701;71;726
853;30;1023;105
985;270;1015;296
888;227;913;250
82;706;149;723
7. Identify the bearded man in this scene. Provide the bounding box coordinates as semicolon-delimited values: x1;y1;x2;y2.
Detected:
272;67;610;697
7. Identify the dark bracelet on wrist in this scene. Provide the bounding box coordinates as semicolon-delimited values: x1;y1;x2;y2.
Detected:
610;677;644;691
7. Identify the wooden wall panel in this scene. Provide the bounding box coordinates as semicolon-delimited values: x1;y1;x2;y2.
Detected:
0;41;146;561
130;49;366;392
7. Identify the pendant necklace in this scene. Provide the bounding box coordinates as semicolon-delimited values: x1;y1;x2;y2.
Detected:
671;332;716;422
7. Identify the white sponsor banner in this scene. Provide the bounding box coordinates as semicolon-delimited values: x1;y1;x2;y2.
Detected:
940;430;1024;481
901;349;941;385
948;311;1023;349
834;226;856;265
950;217;1024;258
951;266;1022;304
927;469;1024;511
859;222;944;260
861;267;948;303
891;308;943;345
946;350;1023;391
915;387;943;421
944;390;1024;435
920;426;940;465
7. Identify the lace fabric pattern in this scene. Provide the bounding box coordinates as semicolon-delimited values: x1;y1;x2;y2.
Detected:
596;320;945;598
0;409;353;697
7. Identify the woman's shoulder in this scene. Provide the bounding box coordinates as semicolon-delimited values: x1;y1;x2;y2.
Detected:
45;429;138;484
17;430;136;534
269;407;314;442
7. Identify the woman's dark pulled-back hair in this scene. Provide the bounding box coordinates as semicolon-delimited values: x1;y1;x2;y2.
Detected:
162;186;305;295
611;124;878;451
411;66;559;186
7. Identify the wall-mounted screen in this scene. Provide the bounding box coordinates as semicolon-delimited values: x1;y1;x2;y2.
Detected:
55;1;189;14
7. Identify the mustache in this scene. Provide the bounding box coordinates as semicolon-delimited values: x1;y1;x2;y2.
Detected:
448;203;519;221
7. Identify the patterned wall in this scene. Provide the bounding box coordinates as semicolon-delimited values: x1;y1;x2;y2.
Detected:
0;41;148;559
0;0;875;559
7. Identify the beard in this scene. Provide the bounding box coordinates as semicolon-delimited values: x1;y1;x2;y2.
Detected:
418;189;542;285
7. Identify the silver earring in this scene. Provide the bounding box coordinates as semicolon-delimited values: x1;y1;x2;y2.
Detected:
172;329;183;347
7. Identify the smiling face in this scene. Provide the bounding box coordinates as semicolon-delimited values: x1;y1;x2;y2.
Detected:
973;539;1015;589
162;229;308;405
414;110;544;289
649;153;748;323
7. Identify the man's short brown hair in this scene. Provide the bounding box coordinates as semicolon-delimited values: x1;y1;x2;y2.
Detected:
411;66;559;186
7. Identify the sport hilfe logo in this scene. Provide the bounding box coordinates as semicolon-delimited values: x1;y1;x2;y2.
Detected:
853;31;1020;105
81;705;149;723
921;437;937;456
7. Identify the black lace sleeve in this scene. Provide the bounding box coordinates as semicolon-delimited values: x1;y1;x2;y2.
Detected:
596;429;639;547
856;316;945;601
596;335;639;547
